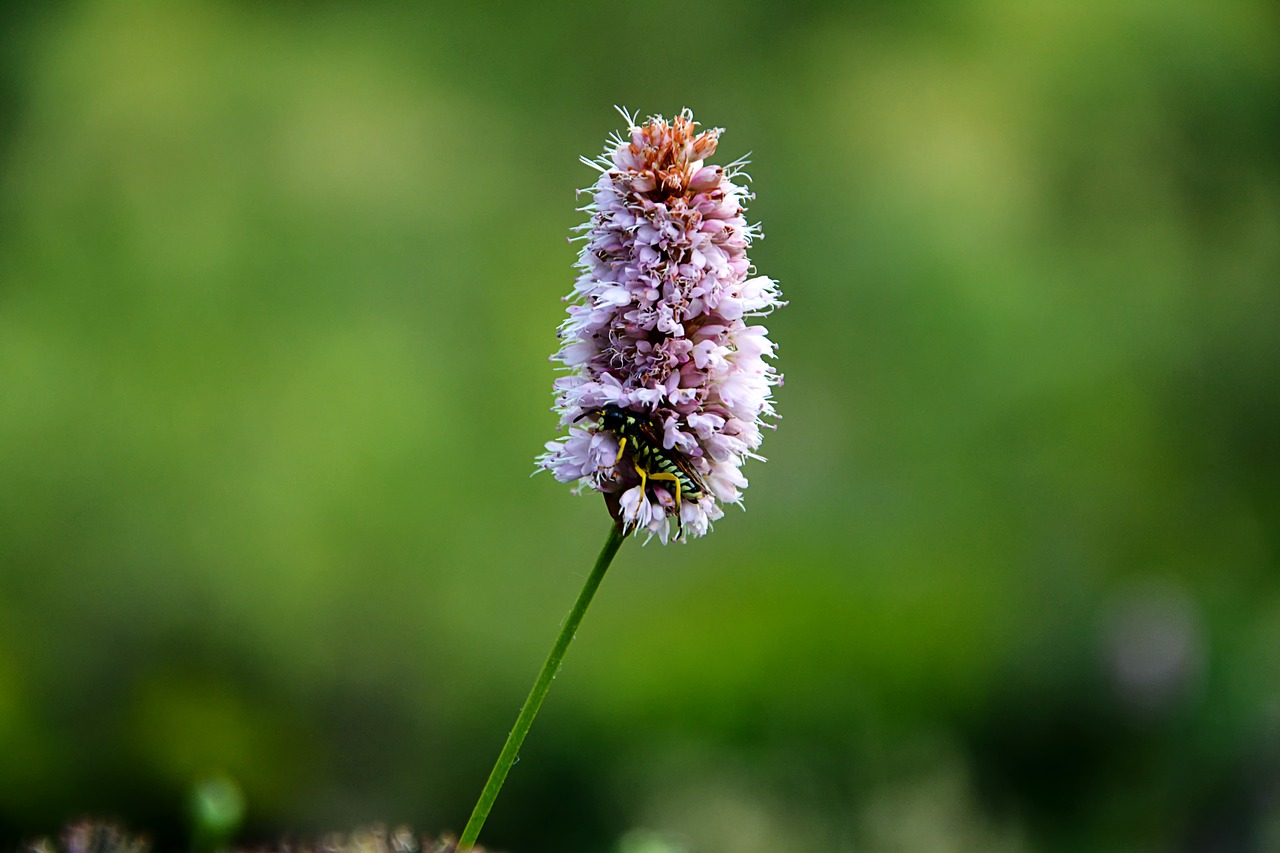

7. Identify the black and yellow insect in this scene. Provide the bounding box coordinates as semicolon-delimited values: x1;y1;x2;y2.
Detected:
577;404;708;511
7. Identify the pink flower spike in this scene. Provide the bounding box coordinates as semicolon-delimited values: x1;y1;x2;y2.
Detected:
536;110;784;542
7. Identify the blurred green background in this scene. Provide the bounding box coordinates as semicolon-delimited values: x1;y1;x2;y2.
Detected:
1;2;1278;851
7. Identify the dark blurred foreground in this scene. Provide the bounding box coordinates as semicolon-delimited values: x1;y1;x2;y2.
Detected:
23;822;485;853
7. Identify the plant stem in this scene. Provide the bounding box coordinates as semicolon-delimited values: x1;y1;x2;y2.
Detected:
457;522;627;851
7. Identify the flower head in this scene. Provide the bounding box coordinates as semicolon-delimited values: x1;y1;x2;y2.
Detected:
537;109;783;542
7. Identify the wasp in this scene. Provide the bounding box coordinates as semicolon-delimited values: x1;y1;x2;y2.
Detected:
576;404;708;516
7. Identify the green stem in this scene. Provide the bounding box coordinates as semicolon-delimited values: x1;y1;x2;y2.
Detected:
457;522;627;851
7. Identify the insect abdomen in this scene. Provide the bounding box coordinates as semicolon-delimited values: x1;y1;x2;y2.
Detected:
635;439;704;502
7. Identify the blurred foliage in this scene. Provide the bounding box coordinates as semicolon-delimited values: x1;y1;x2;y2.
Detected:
1;1;1278;851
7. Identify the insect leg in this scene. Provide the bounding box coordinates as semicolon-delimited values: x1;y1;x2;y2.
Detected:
647;471;683;509
634;461;649;496
647;471;686;539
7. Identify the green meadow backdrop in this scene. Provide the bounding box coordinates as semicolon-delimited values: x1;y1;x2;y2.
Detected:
1;3;1277;851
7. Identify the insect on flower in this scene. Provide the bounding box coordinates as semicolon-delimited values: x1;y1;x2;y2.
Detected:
574;404;708;533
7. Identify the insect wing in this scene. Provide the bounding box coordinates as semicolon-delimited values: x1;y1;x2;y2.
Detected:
670;448;709;497
630;414;667;450
635;417;709;498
